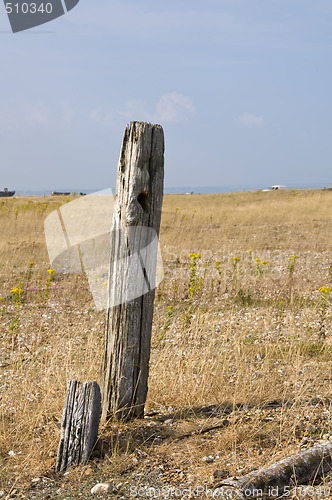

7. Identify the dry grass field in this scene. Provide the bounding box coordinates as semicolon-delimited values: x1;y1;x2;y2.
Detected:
0;189;331;499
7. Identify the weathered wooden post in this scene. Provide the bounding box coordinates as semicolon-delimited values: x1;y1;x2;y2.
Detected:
56;380;101;472
101;121;164;421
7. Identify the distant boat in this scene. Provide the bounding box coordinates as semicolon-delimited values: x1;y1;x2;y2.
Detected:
0;188;15;197
51;191;71;196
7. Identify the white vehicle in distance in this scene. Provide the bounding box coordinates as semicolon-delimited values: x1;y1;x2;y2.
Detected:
262;185;287;192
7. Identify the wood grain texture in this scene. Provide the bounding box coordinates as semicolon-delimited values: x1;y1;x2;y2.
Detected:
56;380;101;472
101;122;164;421
214;441;332;499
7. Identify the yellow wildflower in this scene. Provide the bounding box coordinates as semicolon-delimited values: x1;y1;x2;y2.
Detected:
189;253;200;259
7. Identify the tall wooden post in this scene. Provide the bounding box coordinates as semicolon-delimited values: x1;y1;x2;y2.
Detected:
101;122;164;421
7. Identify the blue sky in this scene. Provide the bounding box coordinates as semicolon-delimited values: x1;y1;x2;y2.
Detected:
1;0;332;192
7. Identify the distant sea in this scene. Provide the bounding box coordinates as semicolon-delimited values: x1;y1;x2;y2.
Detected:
9;182;332;197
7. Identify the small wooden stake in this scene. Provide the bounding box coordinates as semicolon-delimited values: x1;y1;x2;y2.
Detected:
101;121;164;421
56;380;101;472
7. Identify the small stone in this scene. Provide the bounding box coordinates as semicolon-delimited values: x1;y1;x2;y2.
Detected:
203;455;215;463
31;478;41;484
164;419;173;425
323;434;330;441
135;449;147;457
0;492;4;498
91;483;113;494
213;470;228;480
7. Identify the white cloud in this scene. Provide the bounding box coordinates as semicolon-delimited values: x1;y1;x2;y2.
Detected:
60;101;75;123
119;92;195;124
28;102;49;124
238;112;266;129
0;101;51;133
118;99;149;121
154;92;195;123
0;100;81;134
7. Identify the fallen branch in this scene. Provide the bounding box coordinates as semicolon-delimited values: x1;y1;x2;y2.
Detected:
214;441;332;499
